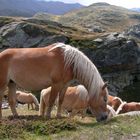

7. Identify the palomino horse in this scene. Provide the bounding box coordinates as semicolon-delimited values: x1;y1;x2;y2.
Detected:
40;85;116;119
116;102;140;114
39;85;89;117
16;91;39;111
0;43;108;122
108;95;123;111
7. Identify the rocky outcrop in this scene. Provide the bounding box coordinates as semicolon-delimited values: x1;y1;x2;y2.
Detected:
125;24;140;42
80;32;140;95
82;32;140;69
0;21;68;49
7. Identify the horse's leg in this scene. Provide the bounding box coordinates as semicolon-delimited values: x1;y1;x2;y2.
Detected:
28;104;29;110
8;82;18;117
0;87;7;119
69;109;77;117
57;86;68;118
31;103;34;110
46;84;59;119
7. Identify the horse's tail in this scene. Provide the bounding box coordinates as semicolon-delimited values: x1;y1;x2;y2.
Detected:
30;93;39;110
116;101;127;115
39;87;51;116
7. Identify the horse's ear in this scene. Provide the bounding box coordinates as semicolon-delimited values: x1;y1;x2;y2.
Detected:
102;82;108;90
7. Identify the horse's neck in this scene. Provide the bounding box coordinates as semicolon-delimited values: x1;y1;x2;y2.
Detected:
116;102;127;114
31;94;39;106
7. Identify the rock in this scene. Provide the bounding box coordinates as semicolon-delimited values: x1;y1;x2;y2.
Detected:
87;25;105;33
93;38;103;43
125;24;140;40
0;21;68;49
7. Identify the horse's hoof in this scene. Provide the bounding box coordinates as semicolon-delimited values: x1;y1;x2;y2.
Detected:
13;114;19;119
56;114;62;119
46;115;51;120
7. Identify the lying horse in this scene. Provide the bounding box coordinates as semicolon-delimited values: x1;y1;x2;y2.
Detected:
39;85;89;117
16;91;39;111
108;95;123;111
0;43;108;122
116;102;140;114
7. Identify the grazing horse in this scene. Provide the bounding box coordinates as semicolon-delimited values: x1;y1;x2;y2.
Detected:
0;43;108;122
39;85;89;117
108;95;123;111
16;91;39;111
116;102;140;114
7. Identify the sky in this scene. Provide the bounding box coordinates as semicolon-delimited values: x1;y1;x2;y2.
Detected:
44;0;140;9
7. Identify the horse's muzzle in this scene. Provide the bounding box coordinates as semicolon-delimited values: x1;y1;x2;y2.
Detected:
96;114;108;122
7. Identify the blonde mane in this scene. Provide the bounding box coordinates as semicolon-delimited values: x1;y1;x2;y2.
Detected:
30;93;39;107
76;85;89;101
49;43;105;98
116;101;127;115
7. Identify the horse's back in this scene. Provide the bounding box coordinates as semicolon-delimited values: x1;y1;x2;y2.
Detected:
62;86;88;110
16;91;33;103
5;46;69;90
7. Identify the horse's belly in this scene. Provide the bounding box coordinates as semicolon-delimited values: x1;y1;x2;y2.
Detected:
11;73;51;90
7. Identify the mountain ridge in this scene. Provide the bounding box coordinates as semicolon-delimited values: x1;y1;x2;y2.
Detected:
34;3;140;32
0;0;84;17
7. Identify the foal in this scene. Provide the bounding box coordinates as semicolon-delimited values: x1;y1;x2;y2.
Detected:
16;91;39;111
39;85;89;117
116;102;140;114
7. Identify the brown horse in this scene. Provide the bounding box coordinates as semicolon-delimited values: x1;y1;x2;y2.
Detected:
39;85;89;117
108;95;123;111
0;43;108;121
116;102;140;114
16;91;39;111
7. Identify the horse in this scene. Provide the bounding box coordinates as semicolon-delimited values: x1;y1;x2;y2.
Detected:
40;85;116;119
116;102;140;114
108;95;123;111
39;85;89;117
0;42;109;122
16;91;39;111
106;105;116;120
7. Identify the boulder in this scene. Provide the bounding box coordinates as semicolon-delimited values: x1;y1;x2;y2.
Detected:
0;21;68;49
125;24;140;39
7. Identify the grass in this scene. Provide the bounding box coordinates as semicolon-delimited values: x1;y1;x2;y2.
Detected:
1;105;140;140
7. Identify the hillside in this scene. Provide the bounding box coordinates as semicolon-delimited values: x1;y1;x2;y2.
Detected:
131;8;140;12
34;2;140;32
0;0;83;17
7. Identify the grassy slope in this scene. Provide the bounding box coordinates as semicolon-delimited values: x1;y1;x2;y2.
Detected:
34;3;140;32
1;105;140;140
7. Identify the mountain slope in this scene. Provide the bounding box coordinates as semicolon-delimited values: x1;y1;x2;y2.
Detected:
35;3;140;32
131;8;140;12
0;0;83;17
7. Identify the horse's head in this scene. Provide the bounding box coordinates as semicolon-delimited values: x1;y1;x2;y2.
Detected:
89;82;109;122
35;104;39;111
